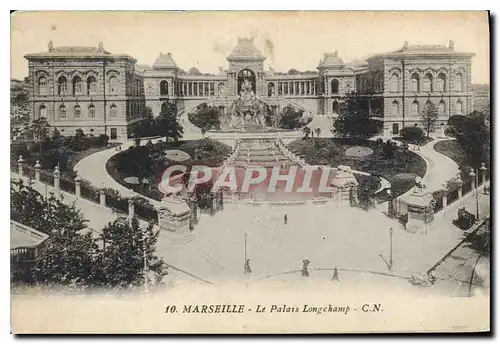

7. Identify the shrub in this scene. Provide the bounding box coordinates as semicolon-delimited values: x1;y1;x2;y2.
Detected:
400;127;425;143
453;207;476;230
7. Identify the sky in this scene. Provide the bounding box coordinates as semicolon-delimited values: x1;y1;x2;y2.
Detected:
11;11;490;83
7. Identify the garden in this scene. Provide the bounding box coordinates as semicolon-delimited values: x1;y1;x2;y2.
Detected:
287;137;427;200
11;129;117;179
106;138;232;201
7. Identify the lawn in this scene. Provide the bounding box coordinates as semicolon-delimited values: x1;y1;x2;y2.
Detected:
107;138;232;201
434;140;491;181
287;138;427;198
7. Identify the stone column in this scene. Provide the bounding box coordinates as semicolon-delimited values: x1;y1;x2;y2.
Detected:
208;82;212;96
53;166;60;191
442;193;447;207
99;189;106;206
17;155;24;176
457;186;463;198
75;176;81;198
34;160;41;182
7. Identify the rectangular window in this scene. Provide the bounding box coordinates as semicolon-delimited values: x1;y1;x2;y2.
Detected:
392;123;399;135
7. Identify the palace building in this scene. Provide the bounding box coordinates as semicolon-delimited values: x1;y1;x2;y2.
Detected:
25;42;145;140
25;38;474;139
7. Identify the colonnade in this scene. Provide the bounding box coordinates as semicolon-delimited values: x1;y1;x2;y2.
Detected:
272;80;317;96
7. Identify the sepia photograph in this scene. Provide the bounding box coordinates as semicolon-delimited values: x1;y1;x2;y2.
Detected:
9;10;491;334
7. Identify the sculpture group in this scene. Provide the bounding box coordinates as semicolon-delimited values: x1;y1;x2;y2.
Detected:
223;78;268;130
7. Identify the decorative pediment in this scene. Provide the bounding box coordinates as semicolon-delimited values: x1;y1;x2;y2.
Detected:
105;69;120;77
83;70;99;78
34;70;50;78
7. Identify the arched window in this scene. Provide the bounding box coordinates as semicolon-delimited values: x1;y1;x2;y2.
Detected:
392;100;399;115
39;105;47;119
268;82;275;97
390;73;399;92
438;101;446;116
38;76;48;95
423;73;433;92
411;101;419;115
110;104;118;117
455;100;463;115
455;73;463;92
109;76;118;93
74;105;81;118
237;69;256;95
57;76;67;95
89;104;96;118
72;76;83;95
331;79;339;94
437;73;446;92
87;76;97;95
410;73;420;92
59;105;67;118
160;80;168;96
332;100;339;113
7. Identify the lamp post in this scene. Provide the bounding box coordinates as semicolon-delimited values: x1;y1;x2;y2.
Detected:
386;189;393;218
469;163;487;221
389;227;394;271
244;233;251;274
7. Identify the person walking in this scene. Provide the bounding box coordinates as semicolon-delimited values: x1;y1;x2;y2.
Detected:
301;259;310;277
331;266;340;282
244;259;252;274
284;214;288;225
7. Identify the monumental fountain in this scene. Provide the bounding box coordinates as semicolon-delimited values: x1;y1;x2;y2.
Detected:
222;78;269;131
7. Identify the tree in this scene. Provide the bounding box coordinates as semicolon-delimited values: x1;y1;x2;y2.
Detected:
447;112;490;168
29;117;51;152
421;103;438;137
382;140;398;159
156;102;183;142
400;126;425;143
94;217;168;289
188;103;221;131
279;105;306;130
11;180;98;287
333;94;382;139
287;68;300;75
314;127;321;138
302;126;311;140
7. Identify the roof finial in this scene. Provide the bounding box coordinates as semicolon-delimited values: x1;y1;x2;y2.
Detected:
98;42;104;51
449;40;455;50
48;41;54;51
334;50;338;57
403;41;409;49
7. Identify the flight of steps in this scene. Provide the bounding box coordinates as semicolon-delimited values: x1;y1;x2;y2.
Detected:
230;138;298;168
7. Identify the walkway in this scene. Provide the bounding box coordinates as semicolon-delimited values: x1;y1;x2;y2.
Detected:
74;138;164;205
413;138;460;192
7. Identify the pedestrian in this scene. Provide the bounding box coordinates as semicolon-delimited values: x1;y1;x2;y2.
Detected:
301;259;310;277
331;266;340;282
244;259;252;274
284;214;288;225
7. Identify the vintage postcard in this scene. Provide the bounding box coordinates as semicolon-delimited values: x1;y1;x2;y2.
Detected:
10;11;490;333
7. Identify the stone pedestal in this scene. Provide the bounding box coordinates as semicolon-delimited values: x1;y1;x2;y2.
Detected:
330;165;359;207
18;156;24;176
53;166;60;191
399;184;435;234
99;190;106;206
75;178;81;198
34;160;41;182
128;199;135;219
157;195;191;232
